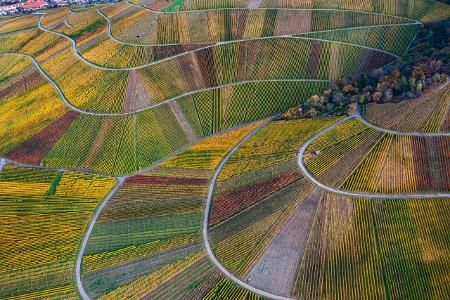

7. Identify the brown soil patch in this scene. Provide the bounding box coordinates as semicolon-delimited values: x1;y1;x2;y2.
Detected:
126;175;209;185
123;70;151;112
5;110;79;165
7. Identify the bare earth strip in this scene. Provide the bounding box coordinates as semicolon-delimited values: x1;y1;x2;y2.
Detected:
169;101;199;143
141;0;176;11
274;10;312;36
245;187;322;297
123;70;151;112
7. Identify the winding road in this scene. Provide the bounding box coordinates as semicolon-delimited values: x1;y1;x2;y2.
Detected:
296;113;450;199
357;110;450;137
75;177;125;300
0;54;333;117
2;4;449;300
1;14;407;117
202;119;295;300
37;14;403;71
201;111;450;299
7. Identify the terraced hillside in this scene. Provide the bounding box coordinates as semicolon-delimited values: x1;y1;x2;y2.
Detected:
0;165;116;299
364;82;450;133
1;0;439;175
0;0;449;299
80;122;265;299
208;115;449;299
304;118;450;193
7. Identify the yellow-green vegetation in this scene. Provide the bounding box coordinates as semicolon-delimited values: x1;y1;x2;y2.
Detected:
80;122;263;299
305;118;450;193
0;1;448;299
0;165;116;299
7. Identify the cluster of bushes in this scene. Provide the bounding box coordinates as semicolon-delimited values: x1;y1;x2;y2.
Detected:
283;18;449;119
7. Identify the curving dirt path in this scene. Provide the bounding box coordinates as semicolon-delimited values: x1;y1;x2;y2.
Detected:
202;113;450;299
357;110;450;137
0;158;5;172
38;14;403;71
63;18;72;29
0;54;333;117
202;119;295;300
296;114;450;199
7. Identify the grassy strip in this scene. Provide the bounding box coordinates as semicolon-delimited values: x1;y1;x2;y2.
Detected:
164;0;185;12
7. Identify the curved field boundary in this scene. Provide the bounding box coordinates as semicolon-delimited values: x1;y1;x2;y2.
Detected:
357;109;450;137
63;18;73;29
75;177;124;300
126;0;425;22
1;53;334;117
0;158;5;172
203;114;450;299
37;15;401;71
98;7;420;47
297;114;450;199
203;118;295;300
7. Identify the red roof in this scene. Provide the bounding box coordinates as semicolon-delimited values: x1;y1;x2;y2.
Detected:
21;1;48;9
0;4;20;11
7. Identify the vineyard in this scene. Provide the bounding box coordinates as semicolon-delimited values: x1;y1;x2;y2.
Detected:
104;2;416;46
1;76;329;175
0;15;38;34
0;0;422;175
292;194;449;300
304;118;450;193
177;0;449;21
0;165;116;299
1;28;397;112
208;118;335;296
0;0;449;299
0;53;70;162
1;0;445;177
364;82;450;133
80;121;266;299
208;117;450;298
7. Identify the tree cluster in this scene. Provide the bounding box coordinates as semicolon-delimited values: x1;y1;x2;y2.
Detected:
283;18;449;120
